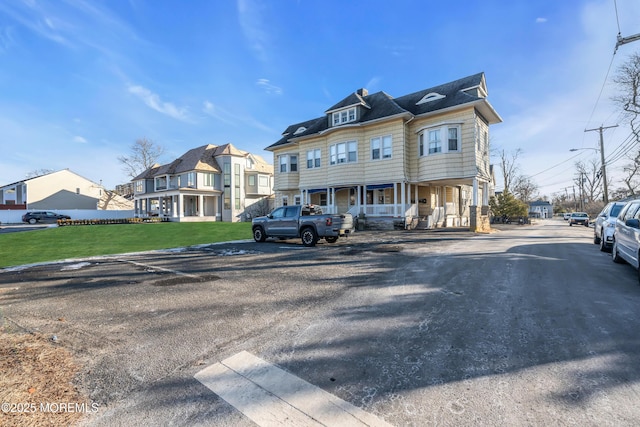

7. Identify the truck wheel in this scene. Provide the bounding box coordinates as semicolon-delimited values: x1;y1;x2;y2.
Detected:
253;227;266;243
594;231;601;244
325;236;338;243
301;227;318;247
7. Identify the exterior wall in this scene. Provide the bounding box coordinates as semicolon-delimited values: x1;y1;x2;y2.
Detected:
410;108;479;182
26;170;103;210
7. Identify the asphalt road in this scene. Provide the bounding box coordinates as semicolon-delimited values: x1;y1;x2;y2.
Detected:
1;218;640;426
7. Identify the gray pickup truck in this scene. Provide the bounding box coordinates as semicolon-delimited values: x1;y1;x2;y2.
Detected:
251;205;354;246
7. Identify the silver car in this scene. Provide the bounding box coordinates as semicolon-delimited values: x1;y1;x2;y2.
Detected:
612;199;640;283
594;201;626;252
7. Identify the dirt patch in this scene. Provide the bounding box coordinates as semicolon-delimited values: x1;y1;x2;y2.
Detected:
0;326;92;426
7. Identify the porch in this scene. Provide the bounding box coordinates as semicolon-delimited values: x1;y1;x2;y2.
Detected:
134;192;221;222
296;179;489;230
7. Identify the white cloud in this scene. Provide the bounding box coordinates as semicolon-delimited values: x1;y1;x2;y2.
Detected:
73;136;87;143
535;17;547;24
128;85;191;122
365;77;382;92
203;100;274;133
237;0;271;63
256;79;282;95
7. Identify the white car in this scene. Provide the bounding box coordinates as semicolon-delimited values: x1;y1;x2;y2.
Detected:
612;199;640;283
594;201;626;252
563;212;571;220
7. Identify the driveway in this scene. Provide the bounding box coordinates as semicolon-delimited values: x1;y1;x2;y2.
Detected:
1;220;640;426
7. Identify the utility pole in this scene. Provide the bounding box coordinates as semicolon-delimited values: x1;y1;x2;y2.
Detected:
615;32;640;53
584;125;617;204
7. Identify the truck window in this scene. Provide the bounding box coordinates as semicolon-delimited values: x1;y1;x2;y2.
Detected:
270;207;285;219
284;207;298;218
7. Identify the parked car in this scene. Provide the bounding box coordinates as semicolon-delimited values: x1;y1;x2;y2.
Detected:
568;212;589;227
252;204;353;247
21;211;71;224
563;212;572;220
593;201;626;252
612;199;640;283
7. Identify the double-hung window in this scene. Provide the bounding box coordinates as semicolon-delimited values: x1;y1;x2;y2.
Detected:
306;149;321;168
279;155;298;173
428;130;441;154
418;124;461;156
330;141;357;165
371;135;392;160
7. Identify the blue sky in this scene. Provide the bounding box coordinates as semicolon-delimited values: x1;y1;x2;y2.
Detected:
1;0;639;198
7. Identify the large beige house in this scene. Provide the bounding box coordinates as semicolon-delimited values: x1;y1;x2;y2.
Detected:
132;143;273;222
266;73;502;230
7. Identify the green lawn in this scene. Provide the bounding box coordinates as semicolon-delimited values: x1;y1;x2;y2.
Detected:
0;222;252;269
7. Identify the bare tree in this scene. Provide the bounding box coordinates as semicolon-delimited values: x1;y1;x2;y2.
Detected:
613;52;640;196
497;148;523;192
574;159;603;203
25;168;55;179
512;175;539;203
118;138;165;179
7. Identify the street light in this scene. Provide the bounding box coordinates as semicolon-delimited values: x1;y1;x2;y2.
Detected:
569;146;608;204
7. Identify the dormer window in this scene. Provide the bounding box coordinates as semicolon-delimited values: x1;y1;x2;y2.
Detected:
416;92;445;105
332;107;357;126
293;126;307;135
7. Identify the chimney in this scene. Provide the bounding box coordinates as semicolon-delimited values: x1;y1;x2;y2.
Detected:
356;88;368;97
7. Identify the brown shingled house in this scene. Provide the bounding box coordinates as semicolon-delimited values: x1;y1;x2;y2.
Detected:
132;143;273;222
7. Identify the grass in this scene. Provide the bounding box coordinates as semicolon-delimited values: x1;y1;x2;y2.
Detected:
0;222;252;268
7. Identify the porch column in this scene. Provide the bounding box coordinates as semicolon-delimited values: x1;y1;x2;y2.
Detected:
357;185;362;215
482;181;489;205
414;185;419;217
171;196;177;218
394;183;399;216
178;194;184;218
362;185;367;215
472;178;479;206
198;195;204;217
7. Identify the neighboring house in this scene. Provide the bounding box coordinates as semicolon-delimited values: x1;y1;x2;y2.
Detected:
529;200;553;219
132;143;274;222
266;72;502;230
0;169;132;210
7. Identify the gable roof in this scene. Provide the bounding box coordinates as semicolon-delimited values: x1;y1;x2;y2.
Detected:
266;72;501;151
0;169;102;189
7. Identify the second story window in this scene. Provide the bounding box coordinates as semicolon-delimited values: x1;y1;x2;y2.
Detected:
418;124;461;157
279;155;298;173
330;141;357;165
307;149;321;168
371;135;392;160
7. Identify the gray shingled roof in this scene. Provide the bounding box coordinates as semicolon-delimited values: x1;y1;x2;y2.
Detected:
266;72;492;151
132;143;273;181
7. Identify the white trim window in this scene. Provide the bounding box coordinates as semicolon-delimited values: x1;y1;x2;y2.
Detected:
330;141;357;165
418;124;461;156
332;107;356;126
371;135;392;160
306;149;321;168
279;154;298;173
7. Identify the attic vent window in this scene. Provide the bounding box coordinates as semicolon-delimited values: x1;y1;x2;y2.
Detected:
416;92;445;105
294;126;307;135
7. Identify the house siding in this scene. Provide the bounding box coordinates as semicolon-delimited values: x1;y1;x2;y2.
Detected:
266;73;502;229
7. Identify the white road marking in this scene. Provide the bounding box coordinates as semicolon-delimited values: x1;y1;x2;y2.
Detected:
195;351;393;427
